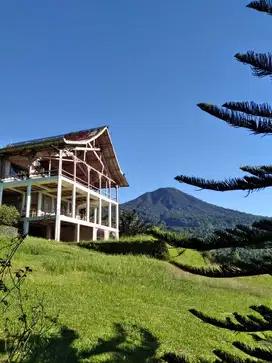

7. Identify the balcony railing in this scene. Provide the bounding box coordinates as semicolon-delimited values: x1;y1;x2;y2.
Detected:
1;168;117;200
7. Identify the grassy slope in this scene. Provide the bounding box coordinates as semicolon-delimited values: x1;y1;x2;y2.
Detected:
4;236;272;362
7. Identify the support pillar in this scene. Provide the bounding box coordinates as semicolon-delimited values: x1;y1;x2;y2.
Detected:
76;224;80;243
23;184;32;235
49;157;52;176
98;197;102;225
104;230;109;241
92;227;97;241
55;150;63;241
72;154;77;218
86;193;90;222
94;207;97;224
46;224;52;240
0;184;3;206
108;202;112;228
21;192;26;215
116;203;119;240
37;192;42;216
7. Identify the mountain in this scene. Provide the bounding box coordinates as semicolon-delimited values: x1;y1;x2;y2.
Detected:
121;187;266;235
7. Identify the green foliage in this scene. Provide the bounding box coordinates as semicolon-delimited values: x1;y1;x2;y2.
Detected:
164;2;272;363
78;237;169;260
0;204;20;227
119;209;150;236
0;236;271;361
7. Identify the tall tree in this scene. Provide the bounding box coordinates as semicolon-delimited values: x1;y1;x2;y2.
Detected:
119;209;149;236
162;1;272;362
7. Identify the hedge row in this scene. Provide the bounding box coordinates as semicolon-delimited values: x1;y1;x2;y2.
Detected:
78;239;169;260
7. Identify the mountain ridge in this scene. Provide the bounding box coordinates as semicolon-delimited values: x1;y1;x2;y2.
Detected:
121;187;265;235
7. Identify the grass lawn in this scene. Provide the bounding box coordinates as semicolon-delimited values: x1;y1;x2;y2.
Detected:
1;236;271;362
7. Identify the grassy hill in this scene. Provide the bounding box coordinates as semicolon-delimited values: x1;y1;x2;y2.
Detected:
122;188;265;235
2;236;271;362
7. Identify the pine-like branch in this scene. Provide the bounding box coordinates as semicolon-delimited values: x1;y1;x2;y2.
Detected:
235;51;272;78
197;103;272;134
189;307;272;332
171;260;271;278
240;165;272;177
175;174;272;192
247;0;272;15
223;101;272;118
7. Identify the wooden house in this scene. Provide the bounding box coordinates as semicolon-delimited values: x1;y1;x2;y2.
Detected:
0;126;128;241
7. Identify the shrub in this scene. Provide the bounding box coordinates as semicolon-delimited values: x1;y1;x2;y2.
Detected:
0;204;20;227
78;239;169;260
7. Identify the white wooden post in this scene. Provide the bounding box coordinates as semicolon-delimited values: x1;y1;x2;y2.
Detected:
49;157;52;176
55;150;63;241
94;207;97;224
104;230;109;241
108;202;112;228
46;224;52;240
72;155;76;218
116;203;119;240
99;175;102;194
87;166;90;189
21;192;26;214
109;181;111;200
86;193;90;222
23;184;32;235
37;192;42;217
76;224;80;242
98;197;102;225
28;156;32;178
0;184;3;206
92;227;97;241
116;185;119;202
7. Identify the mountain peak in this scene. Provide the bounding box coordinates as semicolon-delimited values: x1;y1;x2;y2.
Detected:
122;187;263;235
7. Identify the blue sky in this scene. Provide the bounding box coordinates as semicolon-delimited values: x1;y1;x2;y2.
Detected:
1;0;272;215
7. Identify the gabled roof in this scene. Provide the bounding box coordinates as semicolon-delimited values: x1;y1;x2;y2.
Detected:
0;126;128;187
1;126;106;152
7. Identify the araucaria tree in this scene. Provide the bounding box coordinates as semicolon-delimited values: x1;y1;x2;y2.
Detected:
163;1;272;363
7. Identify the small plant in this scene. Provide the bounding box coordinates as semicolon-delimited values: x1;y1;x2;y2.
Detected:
0;208;57;362
0;205;20;228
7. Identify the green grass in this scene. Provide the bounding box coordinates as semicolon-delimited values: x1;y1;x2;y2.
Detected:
1;235;271;362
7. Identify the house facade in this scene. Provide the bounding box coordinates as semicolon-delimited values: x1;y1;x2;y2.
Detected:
0;126;128;242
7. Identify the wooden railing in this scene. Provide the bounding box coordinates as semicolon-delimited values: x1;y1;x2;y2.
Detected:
1;168;117;201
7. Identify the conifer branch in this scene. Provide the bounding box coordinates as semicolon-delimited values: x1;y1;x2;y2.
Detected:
240;165;272;177
197;103;272;134
223;101;272;118
175;174;272;192
247;0;272;15
235;51;272;78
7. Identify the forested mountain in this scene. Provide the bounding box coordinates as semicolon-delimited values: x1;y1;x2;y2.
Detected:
121;188;266;235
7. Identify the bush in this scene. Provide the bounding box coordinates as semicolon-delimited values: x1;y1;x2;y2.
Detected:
78;239;169;260
0;225;18;236
0;204;20;227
